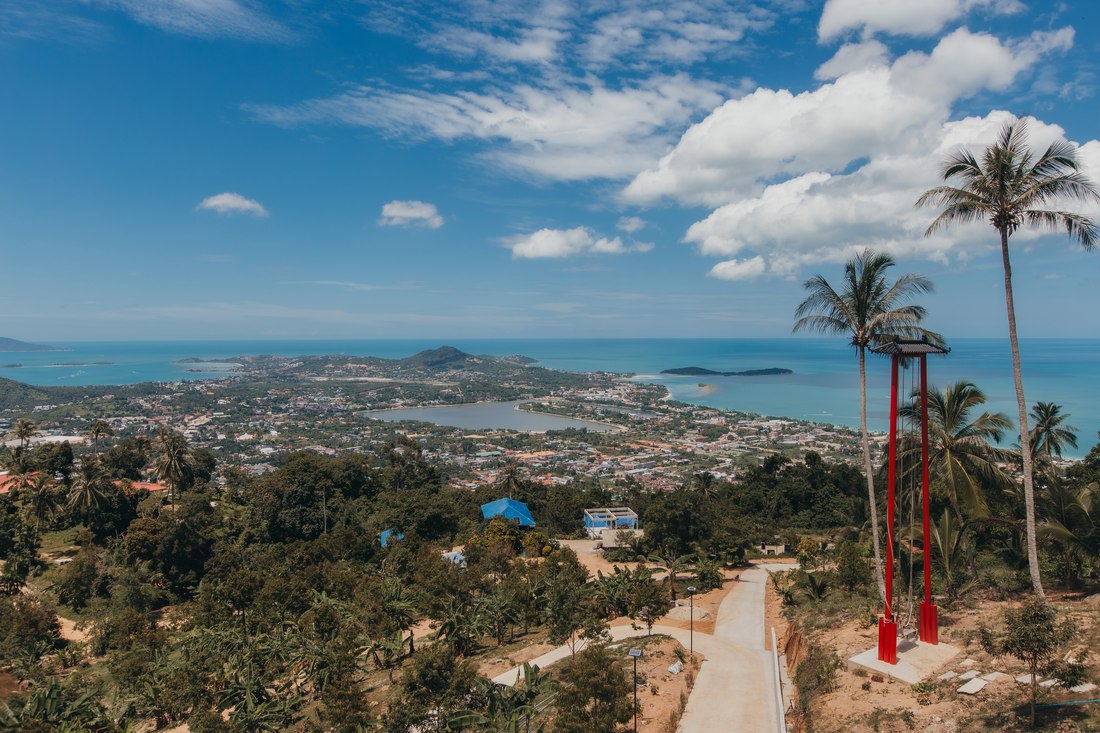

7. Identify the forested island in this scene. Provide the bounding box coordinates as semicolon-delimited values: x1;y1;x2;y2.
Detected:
661;366;793;376
0;337;58;352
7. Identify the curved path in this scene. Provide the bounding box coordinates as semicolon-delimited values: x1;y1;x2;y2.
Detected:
494;564;789;733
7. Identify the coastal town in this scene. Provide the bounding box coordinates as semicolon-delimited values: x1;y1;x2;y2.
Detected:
0;346;867;492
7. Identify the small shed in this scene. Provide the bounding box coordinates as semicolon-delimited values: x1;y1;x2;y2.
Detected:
584;507;639;539
480;497;536;527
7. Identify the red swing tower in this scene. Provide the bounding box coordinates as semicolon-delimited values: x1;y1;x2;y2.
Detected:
870;337;950;664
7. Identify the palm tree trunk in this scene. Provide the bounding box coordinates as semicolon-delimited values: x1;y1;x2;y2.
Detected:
1000;231;1045;600
860;348;887;604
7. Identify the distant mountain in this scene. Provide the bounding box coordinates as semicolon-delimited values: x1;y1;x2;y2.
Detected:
394;346;539;372
398;346;472;369
662;366;793;376
0;337;57;352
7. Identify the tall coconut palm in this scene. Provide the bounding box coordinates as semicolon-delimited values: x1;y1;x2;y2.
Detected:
153;428;192;512
86;420;113;456
917;119;1100;599
794;248;938;603
11;419;37;451
1029;402;1078;461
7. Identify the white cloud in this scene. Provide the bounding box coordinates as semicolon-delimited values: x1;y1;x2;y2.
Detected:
681;111;1094;279
378;200;444;229
93;0;291;41
506;227;653;259
624;28;1073;207
196;192;268;216
818;0;1023;41
616;216;646;233
249;75;728;182
708;257;767;281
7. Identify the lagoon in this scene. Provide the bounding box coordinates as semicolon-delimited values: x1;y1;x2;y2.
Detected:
364;400;616;433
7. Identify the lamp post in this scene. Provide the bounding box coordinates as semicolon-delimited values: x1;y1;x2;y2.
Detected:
687;586;697;657
628;648;642;733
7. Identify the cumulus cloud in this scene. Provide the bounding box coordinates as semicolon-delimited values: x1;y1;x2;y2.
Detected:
196;192;268;216
378;200;445;229
624;28;1072;208
681;111;1094;278
818;0;1023;41
506;227;653;259
616;216;646;233
92;0;292;41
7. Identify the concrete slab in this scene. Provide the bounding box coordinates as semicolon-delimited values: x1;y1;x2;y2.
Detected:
960;658;978;667
982;672;1011;683
958;670;981;681
958;679;987;695
848;640;961;685
1071;683;1097;693
938;671;958;681
1016;674;1034;684
1039;679;1058;688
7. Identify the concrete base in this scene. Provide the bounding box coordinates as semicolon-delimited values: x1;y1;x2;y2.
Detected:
848;639;961;685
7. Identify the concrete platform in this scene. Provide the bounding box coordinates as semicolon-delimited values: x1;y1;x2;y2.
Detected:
848;640;961;685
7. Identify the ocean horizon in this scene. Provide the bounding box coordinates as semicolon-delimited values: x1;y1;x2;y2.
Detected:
3;337;1097;458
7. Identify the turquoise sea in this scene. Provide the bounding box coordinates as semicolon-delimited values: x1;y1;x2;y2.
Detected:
3;338;1097;457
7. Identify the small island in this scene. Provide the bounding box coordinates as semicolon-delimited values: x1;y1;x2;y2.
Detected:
662;366;793;376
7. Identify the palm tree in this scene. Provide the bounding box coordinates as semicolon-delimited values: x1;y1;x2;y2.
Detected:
86;420;113;456
1037;481;1097;587
918;119;1100;599
68;459;110;525
647;553;694;602
794;248;938;602
900;381;1015;524
153;428;192;511
930;510;966;599
11;419;37;451
900;381;1015;578
497;462;525;499
379;576;420;654
23;473;60;533
1029;402;1078;461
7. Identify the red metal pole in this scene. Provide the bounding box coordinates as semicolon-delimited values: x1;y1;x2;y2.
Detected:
886;355;898;621
919;354;938;644
879;354;899;663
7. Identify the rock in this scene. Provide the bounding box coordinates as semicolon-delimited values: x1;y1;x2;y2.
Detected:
871;674;884;683
1082;594;1100;606
668;661;683;674
957;679;987;695
938;671;958;681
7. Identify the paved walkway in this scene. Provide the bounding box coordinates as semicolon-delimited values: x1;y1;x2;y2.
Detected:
493;564;787;733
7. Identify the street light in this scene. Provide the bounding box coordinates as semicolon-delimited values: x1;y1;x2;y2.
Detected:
628;648;642;733
687;586;697;657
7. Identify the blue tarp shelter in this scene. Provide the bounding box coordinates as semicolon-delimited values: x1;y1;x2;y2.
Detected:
380;528;404;548
480;497;536;527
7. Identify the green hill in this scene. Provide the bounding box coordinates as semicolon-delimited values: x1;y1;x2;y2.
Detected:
0;377;54;409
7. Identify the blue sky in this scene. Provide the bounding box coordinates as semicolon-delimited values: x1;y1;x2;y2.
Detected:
1;0;1098;341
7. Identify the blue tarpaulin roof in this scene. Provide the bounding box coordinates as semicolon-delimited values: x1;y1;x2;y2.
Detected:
380;528;404;548
480;497;536;527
